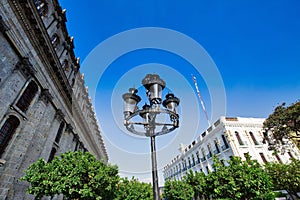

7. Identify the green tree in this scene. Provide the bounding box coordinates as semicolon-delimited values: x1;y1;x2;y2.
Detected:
184;170;209;199
114;177;152;200
207;155;274;200
263;101;300;148
163;179;194;200
21;151;119;200
265;159;300;199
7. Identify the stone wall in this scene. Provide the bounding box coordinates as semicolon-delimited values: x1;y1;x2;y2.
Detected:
0;0;107;199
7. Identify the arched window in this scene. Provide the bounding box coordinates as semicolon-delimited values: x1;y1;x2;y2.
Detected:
214;140;220;153
192;154;195;166
221;134;229;149
0;116;20;156
34;0;48;16
196;151;200;164
249;131;259;145
16;81;38;112
207;144;212;158
259;153;267;164
201;148;206;161
54;122;65;144
235;131;244;145
50;34;60;48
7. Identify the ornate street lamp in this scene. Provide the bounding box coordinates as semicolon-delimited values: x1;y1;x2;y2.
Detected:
122;74;180;200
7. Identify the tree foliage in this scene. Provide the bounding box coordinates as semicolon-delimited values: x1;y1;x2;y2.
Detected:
114;177;153;200
184;170;209;199
163;179;194;200
206;155;274;200
21;151;119;200
165;155;274;200
265;159;300;199
263;101;300;148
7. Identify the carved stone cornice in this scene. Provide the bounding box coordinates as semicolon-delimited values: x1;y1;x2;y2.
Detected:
39;89;53;104
14;57;37;79
0;15;10;33
55;109;65;121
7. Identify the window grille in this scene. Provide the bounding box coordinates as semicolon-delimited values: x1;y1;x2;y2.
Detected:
16;81;38;112
0;116;20;156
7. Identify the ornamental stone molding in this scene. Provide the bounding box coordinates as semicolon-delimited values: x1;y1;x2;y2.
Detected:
65;123;74;133
0;15;9;33
55;109;65;121
39;89;53;104
14;57;37;79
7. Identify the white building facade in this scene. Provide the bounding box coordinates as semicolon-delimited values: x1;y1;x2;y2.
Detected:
163;116;300;180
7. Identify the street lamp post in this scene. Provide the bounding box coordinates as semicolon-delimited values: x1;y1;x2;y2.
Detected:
122;74;180;200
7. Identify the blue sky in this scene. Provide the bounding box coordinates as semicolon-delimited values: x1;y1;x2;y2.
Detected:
59;0;300;184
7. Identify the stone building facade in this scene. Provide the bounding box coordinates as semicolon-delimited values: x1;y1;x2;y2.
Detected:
163;116;300;181
0;0;107;199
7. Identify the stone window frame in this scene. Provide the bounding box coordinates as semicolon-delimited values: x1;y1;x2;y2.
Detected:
12;79;40;118
0;115;20;157
15;80;39;113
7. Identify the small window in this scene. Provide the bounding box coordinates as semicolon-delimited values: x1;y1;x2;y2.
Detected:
16;81;38;112
0;116;20;156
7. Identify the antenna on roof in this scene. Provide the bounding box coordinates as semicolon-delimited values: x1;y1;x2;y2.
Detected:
191;74;211;126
